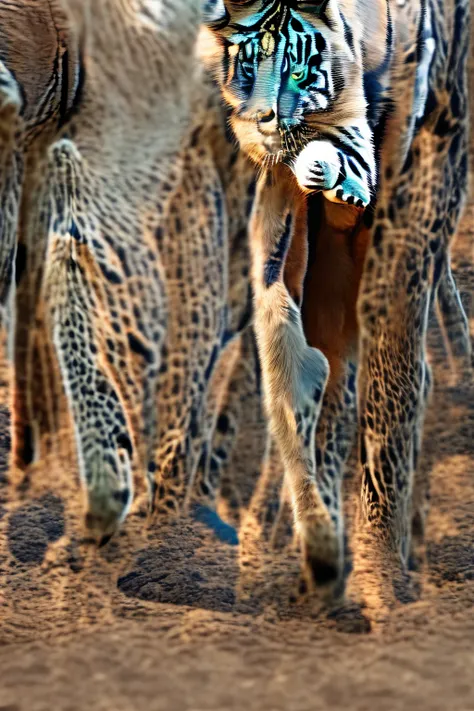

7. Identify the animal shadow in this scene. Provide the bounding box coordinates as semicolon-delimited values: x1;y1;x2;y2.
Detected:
117;507;239;613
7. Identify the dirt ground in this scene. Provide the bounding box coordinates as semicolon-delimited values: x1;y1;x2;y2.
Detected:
0;75;473;711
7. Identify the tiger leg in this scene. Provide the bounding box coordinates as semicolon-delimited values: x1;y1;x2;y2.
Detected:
250;167;337;586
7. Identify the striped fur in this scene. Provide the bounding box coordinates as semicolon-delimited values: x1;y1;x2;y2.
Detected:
201;0;390;207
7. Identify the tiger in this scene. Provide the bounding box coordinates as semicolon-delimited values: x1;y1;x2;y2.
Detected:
202;0;378;208
201;0;471;610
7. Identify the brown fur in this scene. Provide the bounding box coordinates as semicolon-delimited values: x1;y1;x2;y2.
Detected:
302;200;368;386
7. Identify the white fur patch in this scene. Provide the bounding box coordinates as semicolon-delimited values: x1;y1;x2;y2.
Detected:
293;140;341;193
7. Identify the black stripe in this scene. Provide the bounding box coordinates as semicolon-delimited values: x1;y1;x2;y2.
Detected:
305;34;312;63
263;213;293;287
35;41;61;123
346;156;363;178
328;130;372;174
59;43;86;129
341;13;355;54
416;0;427;64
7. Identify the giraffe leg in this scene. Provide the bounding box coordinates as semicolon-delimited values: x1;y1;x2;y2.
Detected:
40;140;139;543
13;173;60;476
313;362;358;590
348;3;470;602
44;234;134;543
0;66;24;442
250;167;338;586
353;273;431;615
197;329;263;521
193;334;244;505
410;359;433;561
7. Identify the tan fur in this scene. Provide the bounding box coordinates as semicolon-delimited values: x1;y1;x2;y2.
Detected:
1;0;255;541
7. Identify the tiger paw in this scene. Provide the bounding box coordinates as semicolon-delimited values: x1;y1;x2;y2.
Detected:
293;139;371;208
293;140;341;193
322;171;371;209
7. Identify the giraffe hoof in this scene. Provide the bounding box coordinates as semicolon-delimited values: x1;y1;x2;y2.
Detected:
98;533;114;548
84;486;131;544
305;552;340;585
299;513;343;590
84;510;121;544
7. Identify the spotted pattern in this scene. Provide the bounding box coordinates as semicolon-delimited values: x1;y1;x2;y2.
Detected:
0;0;469;612
1;0;255;542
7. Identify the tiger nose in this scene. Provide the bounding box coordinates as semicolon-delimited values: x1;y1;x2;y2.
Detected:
258;108;275;123
257;108;278;134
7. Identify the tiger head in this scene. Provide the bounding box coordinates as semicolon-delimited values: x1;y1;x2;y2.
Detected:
201;0;368;165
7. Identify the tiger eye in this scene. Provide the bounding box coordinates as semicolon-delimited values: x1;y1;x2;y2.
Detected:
291;70;305;81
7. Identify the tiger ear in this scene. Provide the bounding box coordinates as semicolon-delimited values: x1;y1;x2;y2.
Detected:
299;0;344;32
202;0;229;27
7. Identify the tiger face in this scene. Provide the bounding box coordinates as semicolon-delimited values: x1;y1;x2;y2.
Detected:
202;0;367;165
